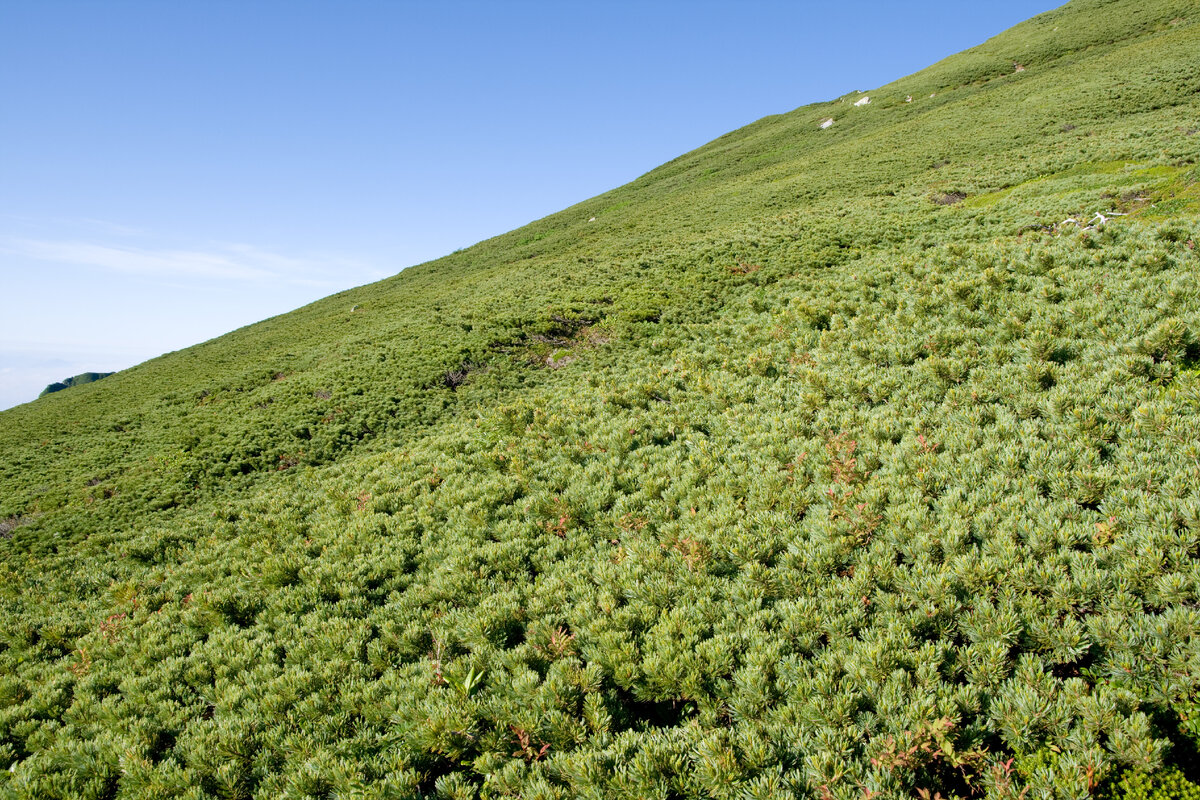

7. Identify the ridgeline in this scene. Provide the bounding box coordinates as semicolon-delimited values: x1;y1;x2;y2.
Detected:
2;1;1199;797
38;372;116;399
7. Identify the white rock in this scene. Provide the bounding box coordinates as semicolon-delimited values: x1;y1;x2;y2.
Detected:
906;95;913;103
819;118;834;129
854;95;871;106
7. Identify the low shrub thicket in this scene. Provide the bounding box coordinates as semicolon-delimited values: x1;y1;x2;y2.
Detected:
2;1;1199;797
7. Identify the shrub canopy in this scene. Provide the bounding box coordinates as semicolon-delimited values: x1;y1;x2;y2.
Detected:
2;2;1200;797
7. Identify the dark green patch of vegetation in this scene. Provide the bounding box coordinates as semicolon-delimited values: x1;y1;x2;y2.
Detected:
2;1;1200;797
37;371;115;398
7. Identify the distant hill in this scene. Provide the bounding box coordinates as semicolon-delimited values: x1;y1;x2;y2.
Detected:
37;371;116;398
1;1;1199;797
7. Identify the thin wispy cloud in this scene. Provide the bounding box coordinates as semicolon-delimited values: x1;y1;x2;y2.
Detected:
0;213;146;238
1;337;149;359
0;235;379;285
76;218;147;237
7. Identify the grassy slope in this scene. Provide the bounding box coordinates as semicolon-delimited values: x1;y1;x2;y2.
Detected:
2;1;1200;797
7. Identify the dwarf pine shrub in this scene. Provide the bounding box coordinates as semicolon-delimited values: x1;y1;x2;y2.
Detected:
3;1;1200;798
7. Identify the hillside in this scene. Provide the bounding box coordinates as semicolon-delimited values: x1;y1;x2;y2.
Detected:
38;372;116;399
2;1;1200;797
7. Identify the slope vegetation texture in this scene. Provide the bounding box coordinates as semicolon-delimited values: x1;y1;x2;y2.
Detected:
4;2;1200;798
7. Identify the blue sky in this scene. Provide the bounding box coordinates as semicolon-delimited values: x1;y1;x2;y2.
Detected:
0;1;1057;411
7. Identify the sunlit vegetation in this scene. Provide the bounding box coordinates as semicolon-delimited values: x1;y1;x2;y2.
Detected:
2;1;1199;797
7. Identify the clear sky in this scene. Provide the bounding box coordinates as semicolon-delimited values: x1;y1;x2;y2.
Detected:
0;1;1058;411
